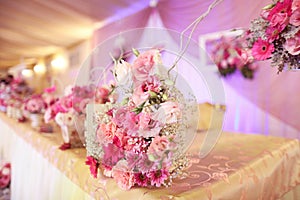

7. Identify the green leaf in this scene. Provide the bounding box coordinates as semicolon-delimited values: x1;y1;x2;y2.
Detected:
148;154;156;162
262;3;275;10
149;91;157;97
132;48;140;57
162;94;168;100
121;97;129;105
132;102;146;114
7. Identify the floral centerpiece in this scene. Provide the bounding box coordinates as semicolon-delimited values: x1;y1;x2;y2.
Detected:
246;0;300;72
44;84;113;150
0;163;10;190
0;162;11;200
24;94;46;128
211;36;258;79
0;75;32;121
24;94;46;114
85;49;196;190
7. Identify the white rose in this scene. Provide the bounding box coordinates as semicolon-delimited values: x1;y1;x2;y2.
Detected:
115;60;132;86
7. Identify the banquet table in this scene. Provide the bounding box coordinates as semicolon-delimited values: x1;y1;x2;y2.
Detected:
0;112;300;200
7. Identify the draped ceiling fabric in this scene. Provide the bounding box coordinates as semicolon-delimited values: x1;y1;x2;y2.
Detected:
92;0;300;137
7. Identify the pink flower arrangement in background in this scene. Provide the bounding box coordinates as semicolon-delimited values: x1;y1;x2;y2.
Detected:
24;94;46;114
44;85;113;123
0;163;11;189
246;0;300;72
85;49;188;190
211;36;258;79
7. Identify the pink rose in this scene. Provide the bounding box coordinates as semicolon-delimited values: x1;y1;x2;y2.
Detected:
269;12;289;27
290;8;300;26
283;31;300;55
152;101;182;124
113;129;129;148
132;49;161;82
97;122;117;144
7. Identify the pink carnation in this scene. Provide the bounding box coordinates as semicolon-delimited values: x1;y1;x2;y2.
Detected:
251;38;274;60
113;129;129;148
97;122;117;144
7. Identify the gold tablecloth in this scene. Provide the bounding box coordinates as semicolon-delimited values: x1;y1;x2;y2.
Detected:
1;113;299;200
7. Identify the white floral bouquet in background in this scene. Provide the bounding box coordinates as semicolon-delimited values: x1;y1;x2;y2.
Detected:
85;49;196;190
246;0;300;72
